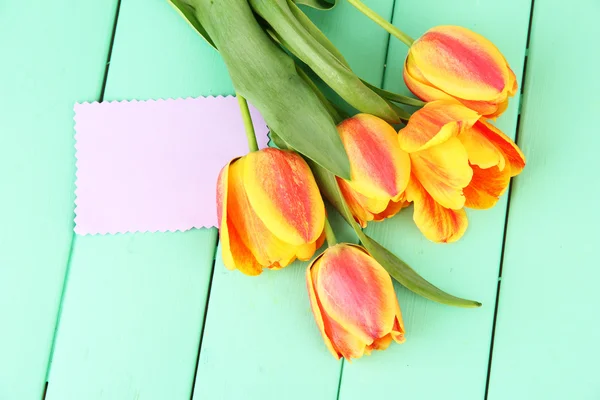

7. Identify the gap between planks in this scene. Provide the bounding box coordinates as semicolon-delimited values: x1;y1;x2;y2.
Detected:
483;0;536;398
42;0;123;397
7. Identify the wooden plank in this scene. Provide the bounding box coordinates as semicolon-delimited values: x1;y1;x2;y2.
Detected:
191;2;395;399
0;2;118;399
44;0;232;397
337;1;532;399
487;1;600;398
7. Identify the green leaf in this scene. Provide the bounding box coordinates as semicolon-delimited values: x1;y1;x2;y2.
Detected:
288;1;348;67
388;101;412;122
309;159;482;308
361;80;426;107
183;0;351;179
268;131;291;150
167;0;216;49
250;0;400;124
294;0;337;10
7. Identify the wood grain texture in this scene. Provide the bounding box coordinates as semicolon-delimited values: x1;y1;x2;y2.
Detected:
0;2;118;399
191;2;394;399
337;1;532;399
45;0;231;398
487;1;600;399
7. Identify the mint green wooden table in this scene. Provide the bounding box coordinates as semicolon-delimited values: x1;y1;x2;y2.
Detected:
1;1;598;399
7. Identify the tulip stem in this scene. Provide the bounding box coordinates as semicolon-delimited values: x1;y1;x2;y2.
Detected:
346;0;414;47
237;94;259;152
324;218;338;247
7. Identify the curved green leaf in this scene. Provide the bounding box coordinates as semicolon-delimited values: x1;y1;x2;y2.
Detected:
183;0;351;179
288;1;348;67
167;0;216;49
250;0;400;124
294;0;337;10
361;80;427;107
309;159;482;308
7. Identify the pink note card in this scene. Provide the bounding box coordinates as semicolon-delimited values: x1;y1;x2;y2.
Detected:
73;97;270;235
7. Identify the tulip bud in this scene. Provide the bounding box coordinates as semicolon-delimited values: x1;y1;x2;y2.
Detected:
217;148;326;275
404;26;518;118
306;244;405;360
336;114;411;227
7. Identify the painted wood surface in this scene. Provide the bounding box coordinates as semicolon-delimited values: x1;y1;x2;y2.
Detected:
45;0;230;398
338;1;533;399
487;1;600;399
1;0;598;398
0;2;118;399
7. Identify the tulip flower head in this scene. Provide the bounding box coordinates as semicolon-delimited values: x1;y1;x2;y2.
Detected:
404;25;518;119
398;101;525;243
217;148;326;276
306;244;405;360
336;114;411;227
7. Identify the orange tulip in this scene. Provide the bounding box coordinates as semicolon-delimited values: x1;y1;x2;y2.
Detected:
217;148;326;276
404;25;518;119
306;244;405;360
398;101;525;243
336;114;411;227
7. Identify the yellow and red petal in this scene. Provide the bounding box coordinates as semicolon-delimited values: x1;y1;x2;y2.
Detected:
391;300;406;344
306;258;340;359
315;244;398;344
227;158;299;268
398;100;480;153
405;177;468;243
373;198;410;222
217;160;263;276
473;120;526;176
464;164;511;209
367;334;393;353
458;123;505;170
410;26;510;102
243;148;326;246
410;137;473;210
403;55;456;103
507;66;519;96
338;114;411;199
337;177;372;228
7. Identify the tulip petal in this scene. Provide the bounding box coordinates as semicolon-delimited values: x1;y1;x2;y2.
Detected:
508;66;519;96
373;197;410;222
458;123;505;170
405;56;510;118
243;148;325;246
315;244;398;344
391;302;406;344
228;158;299;268
398;101;480;153
338;114;411;199
410;26;510;101
464;164;511;209
367;334;393;352
410;137;473;209
338;177;406;227
474;120;526;176
406;177;468;243
306;259;340;359
217;161;263;276
337;178;371;228
403;55;456;103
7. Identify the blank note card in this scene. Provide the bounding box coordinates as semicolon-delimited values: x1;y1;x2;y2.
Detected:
73;97;269;235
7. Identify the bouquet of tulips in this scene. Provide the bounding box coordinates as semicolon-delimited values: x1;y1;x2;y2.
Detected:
170;0;525;360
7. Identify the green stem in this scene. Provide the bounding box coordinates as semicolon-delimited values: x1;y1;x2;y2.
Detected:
346;0;415;47
324;218;338;247
237;94;259;152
